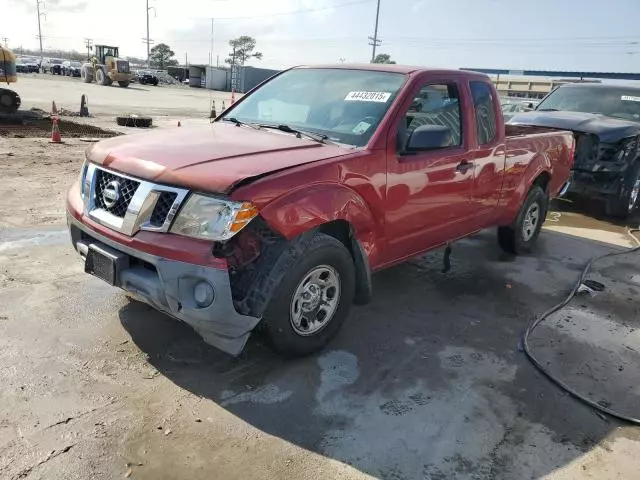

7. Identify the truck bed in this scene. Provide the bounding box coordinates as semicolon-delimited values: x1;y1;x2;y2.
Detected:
503;124;575;200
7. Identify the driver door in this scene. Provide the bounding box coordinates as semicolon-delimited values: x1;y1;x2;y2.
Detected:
384;78;476;263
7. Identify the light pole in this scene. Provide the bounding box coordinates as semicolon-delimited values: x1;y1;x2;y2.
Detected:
145;0;156;67
36;0;46;70
368;0;381;62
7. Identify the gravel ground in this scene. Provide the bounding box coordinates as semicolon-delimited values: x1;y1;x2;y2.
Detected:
1;85;639;479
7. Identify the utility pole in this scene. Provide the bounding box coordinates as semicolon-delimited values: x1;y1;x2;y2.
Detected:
145;0;156;67
84;38;93;61
36;0;45;69
209;18;214;67
368;0;381;63
1;38;8;47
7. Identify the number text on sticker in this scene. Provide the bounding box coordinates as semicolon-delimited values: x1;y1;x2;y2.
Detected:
345;91;391;103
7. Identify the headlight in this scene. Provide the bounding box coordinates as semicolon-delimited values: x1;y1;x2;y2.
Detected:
79;161;89;199
170;194;258;241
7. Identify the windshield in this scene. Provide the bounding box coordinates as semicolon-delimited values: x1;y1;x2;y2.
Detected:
536;86;640;122
222;68;407;147
71;62;81;67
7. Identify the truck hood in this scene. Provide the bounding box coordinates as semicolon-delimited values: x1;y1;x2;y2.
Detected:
87;122;351;193
508;110;640;143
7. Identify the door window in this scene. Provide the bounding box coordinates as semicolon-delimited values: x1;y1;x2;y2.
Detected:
398;83;462;151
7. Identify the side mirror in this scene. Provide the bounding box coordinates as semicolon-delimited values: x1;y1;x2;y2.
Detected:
406;124;453;152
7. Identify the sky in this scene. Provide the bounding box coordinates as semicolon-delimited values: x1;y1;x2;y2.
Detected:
4;0;640;72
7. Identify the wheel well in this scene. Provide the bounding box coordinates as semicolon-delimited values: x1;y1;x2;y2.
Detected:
533;171;551;192
317;220;372;305
317;220;351;246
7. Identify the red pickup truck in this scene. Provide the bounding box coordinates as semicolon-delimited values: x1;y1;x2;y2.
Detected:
67;65;574;356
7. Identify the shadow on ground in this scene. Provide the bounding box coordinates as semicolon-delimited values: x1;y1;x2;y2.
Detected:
120;226;638;479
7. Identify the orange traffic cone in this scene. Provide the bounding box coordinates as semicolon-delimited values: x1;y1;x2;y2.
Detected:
50;117;62;143
51;100;58;116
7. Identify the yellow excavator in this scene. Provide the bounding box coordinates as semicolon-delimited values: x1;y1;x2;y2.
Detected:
0;45;21;113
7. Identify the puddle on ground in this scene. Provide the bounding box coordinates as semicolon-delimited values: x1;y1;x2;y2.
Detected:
0;228;69;252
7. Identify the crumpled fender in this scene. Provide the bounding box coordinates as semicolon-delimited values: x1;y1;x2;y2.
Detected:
497;152;551;226
259;183;383;266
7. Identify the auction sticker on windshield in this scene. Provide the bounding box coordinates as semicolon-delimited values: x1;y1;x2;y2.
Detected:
621;95;640;102
345;91;391;102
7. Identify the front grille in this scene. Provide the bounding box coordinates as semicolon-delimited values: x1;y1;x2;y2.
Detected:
149;192;177;227
94;170;140;218
117;61;130;74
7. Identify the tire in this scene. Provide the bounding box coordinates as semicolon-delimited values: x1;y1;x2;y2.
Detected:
116;115;153;128
118;81;130;88
152;79;158;86
139;78;146;85
96;68;109;86
498;185;548;255
260;232;356;357
604;162;640;218
0;89;21;113
81;65;93;83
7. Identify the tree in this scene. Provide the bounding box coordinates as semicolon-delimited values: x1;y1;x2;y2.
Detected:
373;53;396;64
225;36;263;66
150;43;178;69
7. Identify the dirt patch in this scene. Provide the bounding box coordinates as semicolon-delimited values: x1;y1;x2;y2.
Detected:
0;110;120;139
0;138;86;228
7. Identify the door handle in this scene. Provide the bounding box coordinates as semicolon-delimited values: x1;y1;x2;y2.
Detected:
456;161;473;174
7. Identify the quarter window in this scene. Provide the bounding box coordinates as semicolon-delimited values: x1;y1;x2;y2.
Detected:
470;81;497;145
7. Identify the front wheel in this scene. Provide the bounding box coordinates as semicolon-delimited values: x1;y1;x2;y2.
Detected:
498;185;548;255
604;163;640;218
118;81;130;88
261;232;355;357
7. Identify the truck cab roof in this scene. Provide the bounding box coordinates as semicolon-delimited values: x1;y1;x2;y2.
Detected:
293;63;492;81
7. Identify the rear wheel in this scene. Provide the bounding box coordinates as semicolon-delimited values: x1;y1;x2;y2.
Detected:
605;163;640;218
118;81;130;88
81;65;94;83
261;232;355;357
498;185;548;255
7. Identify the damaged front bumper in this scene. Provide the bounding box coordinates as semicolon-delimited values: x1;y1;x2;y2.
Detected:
567;170;622;198
68;214;261;355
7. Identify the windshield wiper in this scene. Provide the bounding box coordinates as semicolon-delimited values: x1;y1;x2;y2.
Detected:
222;117;260;129
258;124;334;145
536;108;559;112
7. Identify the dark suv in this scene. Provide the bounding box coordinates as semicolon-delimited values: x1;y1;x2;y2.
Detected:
136;71;159;86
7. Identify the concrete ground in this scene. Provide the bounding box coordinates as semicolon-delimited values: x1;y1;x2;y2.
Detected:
11;73;233;128
1;78;640;479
